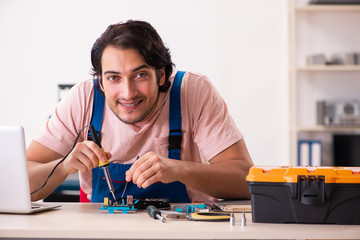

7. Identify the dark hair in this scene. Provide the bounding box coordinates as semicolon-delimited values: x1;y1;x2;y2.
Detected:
91;20;174;92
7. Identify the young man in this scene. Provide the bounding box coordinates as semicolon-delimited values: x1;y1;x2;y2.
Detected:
27;20;253;203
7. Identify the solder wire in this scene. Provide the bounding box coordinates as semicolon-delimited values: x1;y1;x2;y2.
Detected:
121;156;139;198
120;182;128;199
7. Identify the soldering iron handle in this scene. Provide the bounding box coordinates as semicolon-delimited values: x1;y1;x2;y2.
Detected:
89;125;102;147
89;125;110;167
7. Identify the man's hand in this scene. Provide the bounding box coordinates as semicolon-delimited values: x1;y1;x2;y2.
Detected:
125;152;180;189
26;140;112;201
124;139;253;200
63;141;112;174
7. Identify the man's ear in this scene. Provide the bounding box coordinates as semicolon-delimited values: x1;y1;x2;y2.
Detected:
94;75;105;96
159;68;166;86
98;76;105;91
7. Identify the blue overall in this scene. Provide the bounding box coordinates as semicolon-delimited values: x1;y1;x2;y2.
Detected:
89;71;191;203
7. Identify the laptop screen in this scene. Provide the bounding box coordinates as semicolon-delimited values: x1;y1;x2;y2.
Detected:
0;126;33;213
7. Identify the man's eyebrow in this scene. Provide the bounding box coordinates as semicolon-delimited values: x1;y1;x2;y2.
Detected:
103;70;120;75
132;64;151;72
103;65;151;75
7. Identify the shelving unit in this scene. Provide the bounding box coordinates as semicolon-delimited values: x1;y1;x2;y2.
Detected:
297;65;360;71
296;4;360;11
289;0;360;166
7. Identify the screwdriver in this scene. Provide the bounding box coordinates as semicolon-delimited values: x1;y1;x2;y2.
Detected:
146;205;166;223
89;125;116;201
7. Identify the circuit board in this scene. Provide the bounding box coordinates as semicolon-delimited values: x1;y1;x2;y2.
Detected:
99;195;171;213
99;196;138;214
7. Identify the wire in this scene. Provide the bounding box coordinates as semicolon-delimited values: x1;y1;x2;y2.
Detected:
120;182;128;199
120;156;139;198
31;125;90;195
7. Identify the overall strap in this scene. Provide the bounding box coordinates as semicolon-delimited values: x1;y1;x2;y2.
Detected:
168;71;186;160
88;78;105;140
81;78;106;202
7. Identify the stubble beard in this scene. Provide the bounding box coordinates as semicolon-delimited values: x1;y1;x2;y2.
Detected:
110;96;159;125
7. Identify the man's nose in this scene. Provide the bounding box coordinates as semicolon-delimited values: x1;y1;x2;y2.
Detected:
121;80;137;99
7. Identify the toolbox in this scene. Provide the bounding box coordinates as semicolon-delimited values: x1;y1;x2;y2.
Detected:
246;166;360;225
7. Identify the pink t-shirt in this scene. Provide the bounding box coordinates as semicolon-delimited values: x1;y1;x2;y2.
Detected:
35;71;243;202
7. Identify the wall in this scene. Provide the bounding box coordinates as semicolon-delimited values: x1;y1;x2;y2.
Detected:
0;0;288;165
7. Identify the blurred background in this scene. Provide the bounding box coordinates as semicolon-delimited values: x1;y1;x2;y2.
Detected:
0;0;288;167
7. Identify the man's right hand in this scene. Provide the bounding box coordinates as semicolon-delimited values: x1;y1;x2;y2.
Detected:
63;140;112;174
26;140;111;201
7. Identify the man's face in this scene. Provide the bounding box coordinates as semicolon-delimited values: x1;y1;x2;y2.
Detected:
100;46;165;124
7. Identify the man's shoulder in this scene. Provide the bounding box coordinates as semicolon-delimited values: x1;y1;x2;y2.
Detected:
58;79;94;110
185;71;203;78
66;79;94;99
181;71;215;97
72;79;94;91
181;71;212;88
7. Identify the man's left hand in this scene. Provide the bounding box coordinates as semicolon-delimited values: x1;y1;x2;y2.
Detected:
125;152;180;189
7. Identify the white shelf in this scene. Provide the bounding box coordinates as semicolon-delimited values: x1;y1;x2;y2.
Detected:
296;5;360;12
296;125;360;132
297;65;360;72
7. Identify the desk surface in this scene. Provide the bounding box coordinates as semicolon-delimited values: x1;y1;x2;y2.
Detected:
0;203;360;239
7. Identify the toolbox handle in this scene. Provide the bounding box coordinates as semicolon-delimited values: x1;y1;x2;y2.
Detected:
297;175;325;205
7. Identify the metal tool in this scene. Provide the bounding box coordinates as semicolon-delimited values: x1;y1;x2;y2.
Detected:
160;210;188;219
89;125;116;200
241;210;246;227
146;205;166;223
204;200;223;212
230;210;235;226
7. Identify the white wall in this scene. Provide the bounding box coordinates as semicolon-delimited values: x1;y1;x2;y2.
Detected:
0;0;289;165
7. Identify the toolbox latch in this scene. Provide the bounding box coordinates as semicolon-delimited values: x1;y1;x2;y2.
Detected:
297;175;325;205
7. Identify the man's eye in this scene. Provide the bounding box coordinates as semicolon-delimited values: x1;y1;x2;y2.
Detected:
108;76;120;81
135;72;147;79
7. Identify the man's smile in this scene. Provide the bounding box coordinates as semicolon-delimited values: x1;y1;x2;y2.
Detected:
118;99;143;110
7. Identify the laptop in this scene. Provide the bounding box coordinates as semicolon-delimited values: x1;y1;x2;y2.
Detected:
0;126;61;214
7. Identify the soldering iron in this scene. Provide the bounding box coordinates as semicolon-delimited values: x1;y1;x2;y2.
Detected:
89;125;116;200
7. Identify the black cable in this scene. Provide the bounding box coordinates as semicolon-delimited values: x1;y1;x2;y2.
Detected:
31;125;90;195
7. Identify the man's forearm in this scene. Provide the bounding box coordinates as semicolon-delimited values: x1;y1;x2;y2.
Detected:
178;159;252;199
28;160;68;201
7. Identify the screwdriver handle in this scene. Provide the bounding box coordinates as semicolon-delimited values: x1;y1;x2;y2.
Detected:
146;205;166;222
